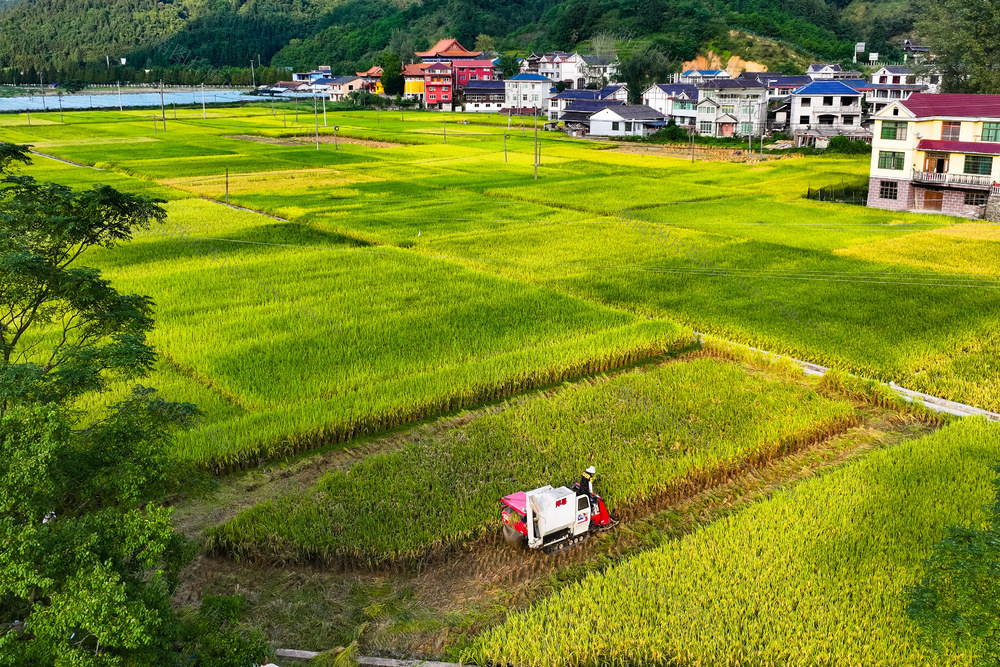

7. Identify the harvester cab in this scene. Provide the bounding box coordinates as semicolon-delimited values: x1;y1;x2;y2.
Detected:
500;466;615;554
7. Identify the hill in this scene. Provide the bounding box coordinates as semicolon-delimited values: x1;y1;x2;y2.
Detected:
0;0;914;76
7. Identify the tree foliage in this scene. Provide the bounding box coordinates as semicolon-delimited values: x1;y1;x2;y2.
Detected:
378;50;404;96
916;0;1000;94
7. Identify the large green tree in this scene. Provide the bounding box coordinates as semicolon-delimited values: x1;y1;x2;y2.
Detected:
916;0;1000;93
907;467;1000;663
0;143;268;665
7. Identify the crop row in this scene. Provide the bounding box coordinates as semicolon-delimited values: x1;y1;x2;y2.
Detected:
207;358;857;565
469;417;1000;666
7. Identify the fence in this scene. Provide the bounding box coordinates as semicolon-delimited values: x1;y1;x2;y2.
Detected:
806;176;869;205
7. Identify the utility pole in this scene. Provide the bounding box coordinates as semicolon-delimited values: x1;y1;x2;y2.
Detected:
225;167;229;204
333;125;339;151
313;95;320;150
443;115;446;143
57;93;63;122
504;132;508;162
322;95;327;126
159;81;166;131
39;72;46;111
250;60;256;90
534;109;539;180
201;83;206;119
117;81;123;111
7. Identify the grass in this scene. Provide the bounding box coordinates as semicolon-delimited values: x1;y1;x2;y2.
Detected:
206;357;857;566
468;417;1000;666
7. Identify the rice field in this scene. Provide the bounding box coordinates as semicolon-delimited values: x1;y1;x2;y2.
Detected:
207;358;857;565
4;104;998;470
468;417;1000;666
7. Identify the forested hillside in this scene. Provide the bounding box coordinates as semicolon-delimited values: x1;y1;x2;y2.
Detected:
0;0;916;75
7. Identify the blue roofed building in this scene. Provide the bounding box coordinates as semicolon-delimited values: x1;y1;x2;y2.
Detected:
504;73;557;112
463;80;506;113
680;69;731;84
558;98;626;132
790;80;871;147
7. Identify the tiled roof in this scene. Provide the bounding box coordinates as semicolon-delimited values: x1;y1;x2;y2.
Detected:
508;73;552;82
553;89;601;100
324;76;362;85
766;76;813;88
450;60;495;68
836;79;874;91
792;80;862;96
878;66;912;75
807;63;841;72
599;84;626;97
415;38;480;58
464;80;505;90
916;139;1000;156
424;61;452;71
599;104;666;120
581;54;615;66
902;93;1000;118
653;83;698;99
683;69;726;76
402;63;429;76
698;79;765;90
563;99;626;113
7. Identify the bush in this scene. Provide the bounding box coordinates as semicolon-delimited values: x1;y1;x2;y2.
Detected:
825;136;872;155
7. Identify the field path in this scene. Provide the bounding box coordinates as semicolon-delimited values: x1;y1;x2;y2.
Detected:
29;149;103;170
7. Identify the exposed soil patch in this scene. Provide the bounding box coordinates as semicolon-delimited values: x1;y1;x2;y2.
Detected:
228;134;403;148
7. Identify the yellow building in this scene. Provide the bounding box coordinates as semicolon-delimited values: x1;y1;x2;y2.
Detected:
868;93;1000;217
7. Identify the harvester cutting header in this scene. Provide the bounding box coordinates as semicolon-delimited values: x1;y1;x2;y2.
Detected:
500;466;616;554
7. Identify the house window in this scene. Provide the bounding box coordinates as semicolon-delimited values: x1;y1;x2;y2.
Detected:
879;181;898;200
983;122;1000;142
741;122;754;134
799;116;810;125
942;121;962;141
721;104;735;114
801;98;811;107
964;155;993;175
841;97;855;106
612;121;620;131
823;96;834;106
965;192;988;206
878;151;905;170
844;116;857;125
881;121;908;141
625;122;632;131
699;121;713;133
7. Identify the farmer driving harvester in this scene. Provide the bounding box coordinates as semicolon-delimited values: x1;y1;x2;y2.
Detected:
575;466;597;502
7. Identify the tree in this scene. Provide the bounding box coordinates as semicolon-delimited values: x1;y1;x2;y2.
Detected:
916;0;1000;93
474;34;496;55
387;29;415;65
497;53;520;79
0;143;266;664
907;467;1000;663
614;43;680;104
378;50;403;97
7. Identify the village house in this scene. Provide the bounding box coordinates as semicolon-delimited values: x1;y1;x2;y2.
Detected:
263;81;312;94
292;66;332;82
463;80;506;112
505;73;555;112
696;79;768;137
680;69;730;84
581;55;618;85
424;62;454;109
558;99;626;134
867;93;1000;219
522;52;619;88
416;38;481;62
641;84;699;129
589;105;667;137
324;75;364;101
789;80;870;147
866;66;937;113
451;60;497;88
356;66;384;94
548;84;628;120
402;63;429;102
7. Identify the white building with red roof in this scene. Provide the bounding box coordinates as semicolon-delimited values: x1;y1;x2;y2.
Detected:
868;93;1000;218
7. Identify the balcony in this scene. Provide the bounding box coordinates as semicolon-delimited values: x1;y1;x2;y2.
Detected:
912;170;993;189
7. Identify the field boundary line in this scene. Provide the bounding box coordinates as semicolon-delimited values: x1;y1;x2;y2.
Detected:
697;333;1000;421
29;149;103;170
274;649;464;667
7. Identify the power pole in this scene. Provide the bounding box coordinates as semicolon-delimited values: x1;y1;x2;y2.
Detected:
117;81;123;111
225;167;229;205
39;72;46;111
159;81;166;131
201;83;206;119
250;60;256;89
504;132;508;162
322;95;327;126
57;93;63;122
534;109;539;180
313;95;320;150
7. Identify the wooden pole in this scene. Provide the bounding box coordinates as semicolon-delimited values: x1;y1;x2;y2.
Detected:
322;96;327;126
225;167;229;204
159;80;166;131
313;96;320;150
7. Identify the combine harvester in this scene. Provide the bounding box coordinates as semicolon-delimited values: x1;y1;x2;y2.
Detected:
500;467;617;554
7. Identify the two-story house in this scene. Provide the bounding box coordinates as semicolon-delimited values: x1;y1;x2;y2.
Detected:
505;73;556;112
641;84;699;129
589;105;667;137
867;93;1000;218
866;66;937;113
463;80;506;112
680;69;730;84
402;63;429;102
696;79;767;137
789;80;869;147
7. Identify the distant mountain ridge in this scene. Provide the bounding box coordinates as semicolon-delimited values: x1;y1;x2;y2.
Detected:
0;0;916;75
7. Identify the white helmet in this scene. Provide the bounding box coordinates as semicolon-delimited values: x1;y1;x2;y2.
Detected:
585;466;596;475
